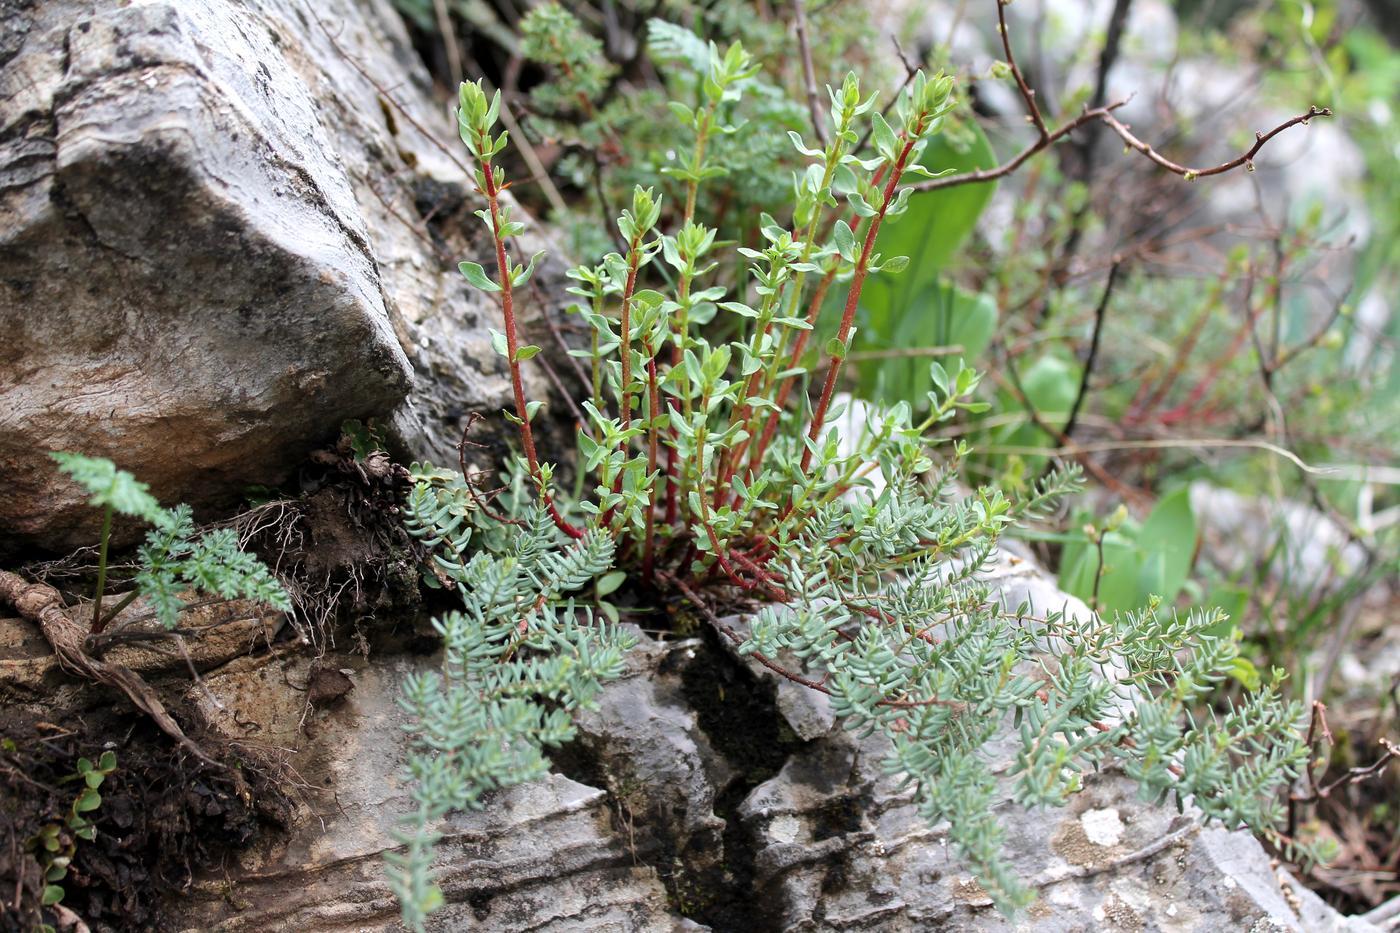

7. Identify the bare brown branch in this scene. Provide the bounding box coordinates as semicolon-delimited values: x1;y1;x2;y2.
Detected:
792;0;830;149
912;0;1331;193
1099;106;1332;179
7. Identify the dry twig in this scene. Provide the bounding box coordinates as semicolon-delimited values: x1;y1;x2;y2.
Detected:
912;1;1329;193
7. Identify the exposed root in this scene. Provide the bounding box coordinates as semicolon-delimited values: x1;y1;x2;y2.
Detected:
0;570;220;768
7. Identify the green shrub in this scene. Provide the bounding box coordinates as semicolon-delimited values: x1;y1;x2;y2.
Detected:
388;25;1314;929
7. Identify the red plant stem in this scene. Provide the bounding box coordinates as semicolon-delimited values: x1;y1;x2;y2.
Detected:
481;159;583;539
643;353;661;581
692;388;756;590
745;163;890;481
712;320;777;504
799;140;918;476
746;268;836;477
663;254;698;529
729;551;787;599
617;247;641;431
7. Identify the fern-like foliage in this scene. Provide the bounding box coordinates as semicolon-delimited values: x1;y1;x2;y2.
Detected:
52;453;290;629
389;467;636;931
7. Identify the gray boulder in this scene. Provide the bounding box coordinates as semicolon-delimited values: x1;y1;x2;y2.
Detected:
0;0;547;557
168;649;695;932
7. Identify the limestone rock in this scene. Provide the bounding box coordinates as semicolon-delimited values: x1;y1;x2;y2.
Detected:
695;551;1372;930
0;0;410;554
0;0;557;557
133;549;1377;932
171;649;694;932
738;733;1373;931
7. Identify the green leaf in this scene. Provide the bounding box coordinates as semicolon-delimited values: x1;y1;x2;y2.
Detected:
846;122;998;406
1059;488;1197;614
490;329;509;359
1205;586;1249;637
865;120;997;303
870;112;898;161
1135;486;1198;608
42;884;65;906
514;345;542;362
512;250;546;288
1227;656;1262;691
459;261;501;293
595;571;626;598
989;351;1078;471
832;221;857;263
855;283;997;408
1059;528;1142;613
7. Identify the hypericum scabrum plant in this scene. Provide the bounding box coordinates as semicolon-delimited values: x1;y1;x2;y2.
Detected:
389;32;1309;928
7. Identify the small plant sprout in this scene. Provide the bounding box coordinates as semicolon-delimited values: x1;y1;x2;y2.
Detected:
51;453;290;633
33;750;117;928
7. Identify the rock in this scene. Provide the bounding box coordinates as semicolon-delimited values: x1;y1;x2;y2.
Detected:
738;737;1374;931
564;551;1375;931
568;635;733;884
1190;482;1370;592
0;0;559;557
0;596;281;701
171;648;694;932
28;544;1351;931
0;0;410;555
722;550;1376;931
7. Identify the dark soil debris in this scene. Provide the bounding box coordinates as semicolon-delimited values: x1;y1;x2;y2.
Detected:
0;712;289;933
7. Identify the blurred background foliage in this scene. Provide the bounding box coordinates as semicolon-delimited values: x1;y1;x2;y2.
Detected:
391;0;1398;913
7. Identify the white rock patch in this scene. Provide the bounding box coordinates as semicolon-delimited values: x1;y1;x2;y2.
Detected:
769;813;802;844
1080;807;1126;847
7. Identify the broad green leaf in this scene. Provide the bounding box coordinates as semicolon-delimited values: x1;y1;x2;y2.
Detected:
1059;488;1198;615
1060;529;1142;613
1205;586;1249;637
1134;486;1198;607
857;120;998;336
857;282;996;405
993;352;1079;469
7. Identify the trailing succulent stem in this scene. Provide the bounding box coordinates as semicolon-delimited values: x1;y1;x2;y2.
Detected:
392;29;1312;927
389;471;634;932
